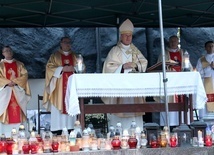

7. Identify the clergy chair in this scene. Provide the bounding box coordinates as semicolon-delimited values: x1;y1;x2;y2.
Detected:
37;94;51;134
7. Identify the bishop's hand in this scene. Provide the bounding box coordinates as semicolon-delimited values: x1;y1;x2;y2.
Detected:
123;62;137;69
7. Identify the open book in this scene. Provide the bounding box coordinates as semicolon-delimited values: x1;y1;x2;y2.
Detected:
147;60;179;72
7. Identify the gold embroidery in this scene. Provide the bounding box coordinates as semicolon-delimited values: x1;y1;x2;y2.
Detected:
64;59;70;65
10;101;18;116
207;94;214;102
125;49;132;55
8;68;16;80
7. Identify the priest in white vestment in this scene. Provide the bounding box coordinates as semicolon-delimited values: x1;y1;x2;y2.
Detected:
196;41;214;119
0;46;31;137
102;19;148;130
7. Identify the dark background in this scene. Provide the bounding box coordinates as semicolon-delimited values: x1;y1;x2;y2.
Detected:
0;27;213;78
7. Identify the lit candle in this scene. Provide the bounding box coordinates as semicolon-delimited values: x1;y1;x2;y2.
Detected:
11;128;17;134
52;141;59;152
121;137;128;149
90;138;98;150
60;141;67;152
31;131;35;137
198;130;204;147
6;140;14;155
123;129;129;137
30;142;39;154
170;135;177;147
151;139;157;148
77;60;83;72
99;138;106;150
205;135;212;147
184;58;190;68
0;141;3;153
104;139;111;150
22;142;30;154
82;129;90;151
198;130;202;139
37;142;43;153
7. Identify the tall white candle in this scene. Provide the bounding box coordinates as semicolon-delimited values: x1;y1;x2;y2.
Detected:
77;61;83;71
198;130;203;140
184;58;190;68
198;130;204;147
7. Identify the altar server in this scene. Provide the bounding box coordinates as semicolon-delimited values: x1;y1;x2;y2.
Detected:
196;41;214;119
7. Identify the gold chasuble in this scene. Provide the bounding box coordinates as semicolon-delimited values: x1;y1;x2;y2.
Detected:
0;60;30;124
102;42;148;118
43;50;76;114
200;56;214;112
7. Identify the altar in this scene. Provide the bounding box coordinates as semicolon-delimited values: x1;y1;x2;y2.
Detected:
65;72;207;128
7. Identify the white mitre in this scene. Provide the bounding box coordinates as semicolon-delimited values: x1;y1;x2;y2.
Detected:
119;19;134;34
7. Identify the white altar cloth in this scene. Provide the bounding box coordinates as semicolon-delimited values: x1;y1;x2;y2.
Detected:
65;72;207;116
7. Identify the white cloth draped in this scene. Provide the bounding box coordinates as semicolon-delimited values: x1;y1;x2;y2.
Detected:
65;72;207;116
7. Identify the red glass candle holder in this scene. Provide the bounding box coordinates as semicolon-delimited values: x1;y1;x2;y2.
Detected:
22;142;30;154
0;141;4;153
205;135;212;147
36;135;43;143
111;136;121;150
1;141;6;153
6;140;14;155
151;140;158;148
170;136;177;147
128;136;138;149
30;142;39;154
52;141;59;152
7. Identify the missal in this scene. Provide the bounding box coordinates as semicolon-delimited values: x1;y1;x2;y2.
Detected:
147;60;178;72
